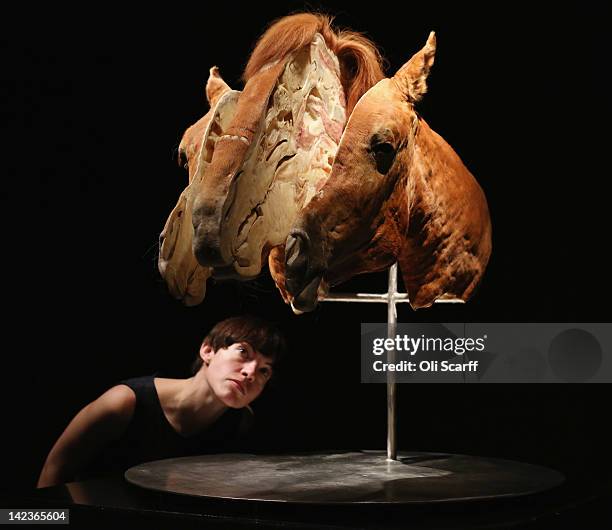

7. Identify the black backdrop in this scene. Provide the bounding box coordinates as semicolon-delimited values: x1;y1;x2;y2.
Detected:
2;2;608;493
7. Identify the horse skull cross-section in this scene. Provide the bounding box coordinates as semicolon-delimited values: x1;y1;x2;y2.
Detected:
191;34;346;280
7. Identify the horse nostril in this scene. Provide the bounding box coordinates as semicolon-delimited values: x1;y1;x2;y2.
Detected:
159;233;165;248
285;231;312;296
285;236;298;267
285;231;310;269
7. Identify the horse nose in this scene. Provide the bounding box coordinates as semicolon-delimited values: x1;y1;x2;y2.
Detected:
285;230;310;295
192;224;226;267
191;201;228;267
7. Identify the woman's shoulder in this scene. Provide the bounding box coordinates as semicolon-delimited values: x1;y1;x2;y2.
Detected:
76;384;137;434
97;384;137;417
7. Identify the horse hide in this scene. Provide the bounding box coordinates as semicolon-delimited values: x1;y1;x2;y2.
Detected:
283;33;492;313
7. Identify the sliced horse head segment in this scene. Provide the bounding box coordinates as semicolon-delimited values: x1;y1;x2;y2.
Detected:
158;67;240;305
285;32;492;313
191;34;346;279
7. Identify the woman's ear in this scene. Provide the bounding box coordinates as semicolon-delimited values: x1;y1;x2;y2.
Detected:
200;343;215;366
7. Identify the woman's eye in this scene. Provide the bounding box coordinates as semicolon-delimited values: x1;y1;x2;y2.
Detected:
260;368;270;378
372;142;396;174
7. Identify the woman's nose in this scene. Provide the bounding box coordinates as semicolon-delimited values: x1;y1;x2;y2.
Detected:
241;362;257;380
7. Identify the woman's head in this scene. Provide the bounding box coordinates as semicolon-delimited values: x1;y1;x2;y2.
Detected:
192;315;286;408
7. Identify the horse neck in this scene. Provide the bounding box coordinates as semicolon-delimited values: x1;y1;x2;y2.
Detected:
398;118;491;308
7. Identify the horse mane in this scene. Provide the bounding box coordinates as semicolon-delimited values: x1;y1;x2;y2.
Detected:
242;13;385;115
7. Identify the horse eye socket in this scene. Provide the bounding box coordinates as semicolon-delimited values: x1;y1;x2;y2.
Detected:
372;142;396;174
178;150;188;169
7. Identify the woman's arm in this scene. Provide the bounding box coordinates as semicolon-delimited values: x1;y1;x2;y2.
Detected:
37;384;136;488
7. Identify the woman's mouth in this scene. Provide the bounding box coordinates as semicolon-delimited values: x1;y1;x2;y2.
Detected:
228;379;246;395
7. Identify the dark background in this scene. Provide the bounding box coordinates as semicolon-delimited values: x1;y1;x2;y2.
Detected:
1;1;608;498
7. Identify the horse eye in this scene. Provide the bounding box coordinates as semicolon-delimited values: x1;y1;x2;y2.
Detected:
372;142;396;174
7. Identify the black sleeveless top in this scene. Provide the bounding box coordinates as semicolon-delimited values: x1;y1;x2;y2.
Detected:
80;376;253;478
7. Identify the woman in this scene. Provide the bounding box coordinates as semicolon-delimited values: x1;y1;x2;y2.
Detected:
37;315;285;487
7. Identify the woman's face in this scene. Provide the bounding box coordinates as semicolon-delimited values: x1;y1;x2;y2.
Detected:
201;342;274;408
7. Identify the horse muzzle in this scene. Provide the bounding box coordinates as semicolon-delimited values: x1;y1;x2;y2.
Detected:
191;197;233;268
284;229;326;312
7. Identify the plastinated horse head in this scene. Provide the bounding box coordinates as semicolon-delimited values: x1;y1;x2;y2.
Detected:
284;32;492;313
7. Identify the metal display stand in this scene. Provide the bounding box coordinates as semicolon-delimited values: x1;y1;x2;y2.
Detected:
321;263;462;460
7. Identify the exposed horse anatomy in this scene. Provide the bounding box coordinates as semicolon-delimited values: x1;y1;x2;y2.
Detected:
284;33;492;313
158;13;384;305
158;67;239;305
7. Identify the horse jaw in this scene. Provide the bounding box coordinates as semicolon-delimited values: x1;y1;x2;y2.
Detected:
397;119;492;308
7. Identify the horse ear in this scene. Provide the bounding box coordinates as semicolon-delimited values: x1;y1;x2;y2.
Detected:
206;66;231;107
393;32;436;103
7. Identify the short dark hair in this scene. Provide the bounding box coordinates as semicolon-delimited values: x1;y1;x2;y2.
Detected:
191;315;286;375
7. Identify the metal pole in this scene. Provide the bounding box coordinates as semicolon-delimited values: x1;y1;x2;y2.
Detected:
386;264;398;461
319;265;462;461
